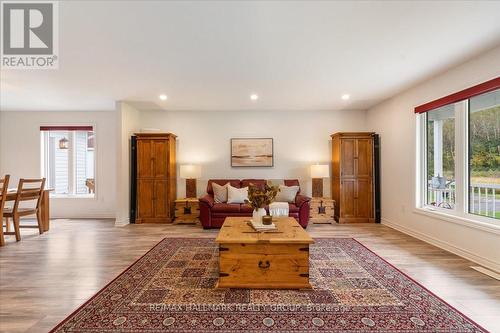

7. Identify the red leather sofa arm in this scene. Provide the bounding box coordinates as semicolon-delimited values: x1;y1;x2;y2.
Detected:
295;194;311;208
199;194;215;207
295;194;311;228
199;195;215;229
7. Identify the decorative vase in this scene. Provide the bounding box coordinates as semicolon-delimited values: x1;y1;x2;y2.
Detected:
252;208;267;224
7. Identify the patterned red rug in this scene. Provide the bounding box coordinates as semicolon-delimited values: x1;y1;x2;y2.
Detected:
51;238;487;332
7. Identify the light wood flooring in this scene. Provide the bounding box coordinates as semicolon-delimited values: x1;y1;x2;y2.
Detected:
0;219;499;333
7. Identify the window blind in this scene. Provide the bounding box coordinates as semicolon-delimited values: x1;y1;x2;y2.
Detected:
40;126;93;131
414;77;500;114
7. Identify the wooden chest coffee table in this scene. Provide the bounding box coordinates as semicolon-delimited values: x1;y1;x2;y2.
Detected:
215;217;314;289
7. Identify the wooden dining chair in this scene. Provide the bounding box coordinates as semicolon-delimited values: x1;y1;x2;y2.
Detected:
3;178;46;242
0;175;10;246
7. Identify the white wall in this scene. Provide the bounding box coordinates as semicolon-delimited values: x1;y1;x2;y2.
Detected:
115;102;140;226
139;109;367;198
0;107;365;220
366;45;500;272
0;111;117;218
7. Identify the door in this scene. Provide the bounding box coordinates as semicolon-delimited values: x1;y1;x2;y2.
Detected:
153;140;169;178
137;179;154;219
356;179;373;218
341;139;356;178
341;179;356;218
154;180;169;218
356;138;373;178
137;140;153;178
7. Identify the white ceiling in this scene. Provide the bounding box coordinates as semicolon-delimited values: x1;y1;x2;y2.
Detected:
1;0;500;112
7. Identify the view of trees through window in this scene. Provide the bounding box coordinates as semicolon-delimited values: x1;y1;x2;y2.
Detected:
424;89;499;220
469;90;500;219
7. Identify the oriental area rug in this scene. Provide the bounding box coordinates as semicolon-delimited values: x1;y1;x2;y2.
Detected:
51;238;487;332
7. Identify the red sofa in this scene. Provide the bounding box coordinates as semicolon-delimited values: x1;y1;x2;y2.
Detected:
199;179;311;229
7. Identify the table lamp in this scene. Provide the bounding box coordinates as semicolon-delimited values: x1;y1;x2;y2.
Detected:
310;164;329;198
180;164;201;198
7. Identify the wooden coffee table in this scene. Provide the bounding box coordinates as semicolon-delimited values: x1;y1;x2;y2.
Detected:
215;216;314;289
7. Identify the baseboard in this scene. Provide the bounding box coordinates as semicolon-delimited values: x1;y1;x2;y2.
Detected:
114;217;130;227
470;266;500;280
382;217;500;273
51;214;116;219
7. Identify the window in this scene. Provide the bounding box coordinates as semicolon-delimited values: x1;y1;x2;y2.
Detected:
417;78;500;223
469;90;500;219
426;103;457;209
41;126;95;197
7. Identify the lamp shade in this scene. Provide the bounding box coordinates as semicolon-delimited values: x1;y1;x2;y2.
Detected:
180;164;201;179
310;164;329;178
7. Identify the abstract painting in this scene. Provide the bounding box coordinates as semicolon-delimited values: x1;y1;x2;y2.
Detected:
231;138;273;167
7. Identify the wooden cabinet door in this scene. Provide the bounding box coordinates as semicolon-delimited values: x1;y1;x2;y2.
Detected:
137;180;154;219
355;179;373;218
154;180;169;218
356;138;373;178
340;139;356;178
153;140;169;178
137;140;153;178
341;179;356;218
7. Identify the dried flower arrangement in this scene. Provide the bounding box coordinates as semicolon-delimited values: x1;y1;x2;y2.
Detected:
245;183;279;210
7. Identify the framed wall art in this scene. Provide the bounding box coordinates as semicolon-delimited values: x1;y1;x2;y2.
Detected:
231;138;273;167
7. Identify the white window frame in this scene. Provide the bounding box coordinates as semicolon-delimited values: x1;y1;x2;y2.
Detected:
416;100;500;229
40;125;97;199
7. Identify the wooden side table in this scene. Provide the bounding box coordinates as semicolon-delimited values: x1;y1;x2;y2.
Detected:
309;197;335;224
174;198;200;224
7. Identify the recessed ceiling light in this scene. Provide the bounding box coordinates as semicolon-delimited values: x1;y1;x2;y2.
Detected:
250;94;259;101
341;94;350;100
159;94;168;101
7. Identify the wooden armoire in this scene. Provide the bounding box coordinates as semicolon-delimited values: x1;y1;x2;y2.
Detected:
135;133;177;223
331;132;375;223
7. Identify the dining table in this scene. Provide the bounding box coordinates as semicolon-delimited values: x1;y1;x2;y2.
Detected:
5;189;53;232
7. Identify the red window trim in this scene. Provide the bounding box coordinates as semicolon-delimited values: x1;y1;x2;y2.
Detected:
40;126;94;131
414;76;500;114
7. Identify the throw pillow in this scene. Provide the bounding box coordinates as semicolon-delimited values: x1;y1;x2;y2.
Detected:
227;185;249;204
275;185;300;203
212;182;228;203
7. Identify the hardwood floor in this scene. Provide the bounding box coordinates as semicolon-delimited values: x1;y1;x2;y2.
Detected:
0;219;499;333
